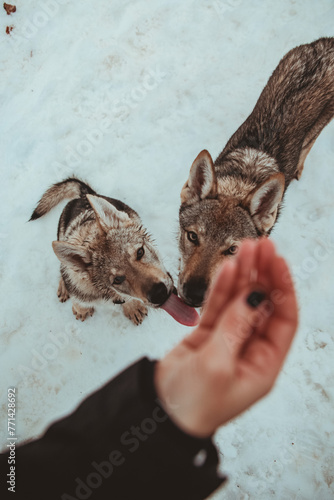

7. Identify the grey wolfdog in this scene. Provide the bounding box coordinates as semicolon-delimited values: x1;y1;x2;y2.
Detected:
178;37;334;307
30;178;180;325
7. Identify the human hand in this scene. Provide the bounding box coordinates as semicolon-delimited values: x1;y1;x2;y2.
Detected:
154;238;298;437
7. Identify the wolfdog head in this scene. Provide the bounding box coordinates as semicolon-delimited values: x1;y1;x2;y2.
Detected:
178;150;285;307
53;195;174;308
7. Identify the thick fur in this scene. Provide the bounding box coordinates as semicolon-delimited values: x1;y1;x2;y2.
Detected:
31;178;173;324
179;37;334;307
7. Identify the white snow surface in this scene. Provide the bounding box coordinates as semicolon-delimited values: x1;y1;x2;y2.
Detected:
1;1;334;499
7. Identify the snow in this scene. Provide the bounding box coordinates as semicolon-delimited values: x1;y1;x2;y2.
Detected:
0;0;333;498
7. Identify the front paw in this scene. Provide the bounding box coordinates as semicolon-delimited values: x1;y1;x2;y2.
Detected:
57;278;70;303
72;303;95;321
122;301;148;325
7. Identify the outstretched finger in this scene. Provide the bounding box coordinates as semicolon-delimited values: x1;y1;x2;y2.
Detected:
233;239;258;291
199;258;238;330
201;285;271;375
269;254;298;324
184;259;238;348
256;238;277;290
213;285;270;355
241;255;298;374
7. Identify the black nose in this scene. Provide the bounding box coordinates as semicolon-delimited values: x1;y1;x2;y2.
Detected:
148;282;169;306
183;278;207;307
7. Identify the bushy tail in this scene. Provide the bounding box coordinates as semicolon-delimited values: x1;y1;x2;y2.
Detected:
30;178;96;221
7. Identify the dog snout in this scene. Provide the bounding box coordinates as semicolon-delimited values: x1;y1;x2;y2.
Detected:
182;278;207;307
148;282;169;306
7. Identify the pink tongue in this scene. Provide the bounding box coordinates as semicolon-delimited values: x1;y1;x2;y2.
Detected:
161;293;199;326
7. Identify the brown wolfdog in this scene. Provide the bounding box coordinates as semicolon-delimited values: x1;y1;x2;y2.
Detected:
178;37;334;307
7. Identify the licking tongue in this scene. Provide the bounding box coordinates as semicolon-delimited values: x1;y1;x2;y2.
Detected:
161;293;199;326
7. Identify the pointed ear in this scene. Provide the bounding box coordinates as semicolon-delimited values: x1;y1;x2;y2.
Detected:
247;173;285;235
181;150;217;205
52;241;92;272
87;195;130;232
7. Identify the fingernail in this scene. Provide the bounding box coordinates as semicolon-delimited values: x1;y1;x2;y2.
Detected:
246;290;266;308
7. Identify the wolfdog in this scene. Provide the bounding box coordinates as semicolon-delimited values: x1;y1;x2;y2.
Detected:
178;37;334;307
31;178;198;325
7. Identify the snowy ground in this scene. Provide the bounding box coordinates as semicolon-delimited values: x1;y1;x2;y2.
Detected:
1;0;334;498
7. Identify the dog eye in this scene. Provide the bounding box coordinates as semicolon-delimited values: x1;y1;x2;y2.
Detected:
187;231;199;244
136;247;145;260
223;245;238;256
113;275;125;285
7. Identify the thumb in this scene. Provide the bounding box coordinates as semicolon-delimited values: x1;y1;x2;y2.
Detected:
212;287;270;356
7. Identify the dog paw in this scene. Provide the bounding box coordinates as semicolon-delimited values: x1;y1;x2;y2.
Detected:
72;303;94;322
122;301;148;325
57;278;70;303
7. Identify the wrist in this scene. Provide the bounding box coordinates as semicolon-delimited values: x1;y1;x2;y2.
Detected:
154;359;215;438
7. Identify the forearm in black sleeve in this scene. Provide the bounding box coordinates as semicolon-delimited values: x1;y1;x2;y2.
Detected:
0;357;226;499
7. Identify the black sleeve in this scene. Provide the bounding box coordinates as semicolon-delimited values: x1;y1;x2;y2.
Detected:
0;357;226;500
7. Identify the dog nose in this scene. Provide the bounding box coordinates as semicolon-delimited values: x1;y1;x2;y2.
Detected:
183;278;207;307
148;282;169;306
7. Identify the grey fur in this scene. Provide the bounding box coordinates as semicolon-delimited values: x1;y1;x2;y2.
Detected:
178;37;334;307
31;178;173;324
